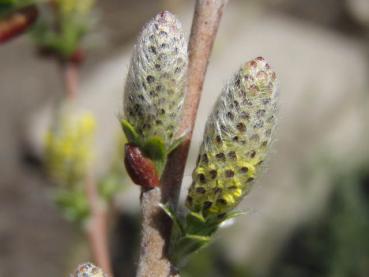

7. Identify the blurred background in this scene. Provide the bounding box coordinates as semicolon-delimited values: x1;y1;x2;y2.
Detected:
1;0;369;276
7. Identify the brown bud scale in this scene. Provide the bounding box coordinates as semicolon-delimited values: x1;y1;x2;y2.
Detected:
124;143;160;190
0;5;38;44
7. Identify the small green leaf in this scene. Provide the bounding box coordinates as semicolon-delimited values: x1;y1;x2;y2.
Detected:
143;136;166;160
0;4;13;16
187;211;206;223
223;210;246;220
98;176;123;202
159;203;185;235
142;136;167;174
171;234;212;266
168;132;187;154
185;234;211;243
55;188;90;225
120;119;140;145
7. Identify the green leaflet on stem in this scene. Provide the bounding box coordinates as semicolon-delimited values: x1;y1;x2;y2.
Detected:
160;203;245;267
121;120;185;189
121;118;186;179
121;119;166;176
55;187;90;225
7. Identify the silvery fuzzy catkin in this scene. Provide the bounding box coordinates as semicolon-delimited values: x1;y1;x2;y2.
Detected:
72;262;108;277
186;57;278;218
123;11;188;149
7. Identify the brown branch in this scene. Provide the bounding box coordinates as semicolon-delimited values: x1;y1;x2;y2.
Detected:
63;64;112;275
63;62;79;101
85;176;113;276
162;0;228;210
136;188;179;277
136;1;228;276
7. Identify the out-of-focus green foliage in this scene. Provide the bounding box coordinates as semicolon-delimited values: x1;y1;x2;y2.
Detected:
98;133;127;202
267;164;369;277
0;0;36;16
55;187;90;224
0;0;17;16
31;0;94;59
44;105;96;224
44;108;96;186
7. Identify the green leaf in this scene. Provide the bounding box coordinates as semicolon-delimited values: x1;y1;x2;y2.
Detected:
185;234;212;243
143;136;167;174
55;188;90;225
171;233;212;266
120;119;140;145
223;210;246;220
159;203;185;235
97;176;124;202
0;2;17;17
168;132;187;154
143;136;166;160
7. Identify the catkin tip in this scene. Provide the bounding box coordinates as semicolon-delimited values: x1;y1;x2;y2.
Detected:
72;262;108;277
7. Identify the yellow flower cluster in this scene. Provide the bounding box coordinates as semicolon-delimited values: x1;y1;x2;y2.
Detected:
44;110;96;186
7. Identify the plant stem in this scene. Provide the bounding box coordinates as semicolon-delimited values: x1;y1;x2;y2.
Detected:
85;176;112;276
136;188;179;277
63;62;78;101
136;1;228;276
63;63;112;275
162;0;228;212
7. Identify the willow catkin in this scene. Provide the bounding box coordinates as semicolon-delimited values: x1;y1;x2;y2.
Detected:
123;11;188;149
186;57;279;218
72;262;108;277
44;106;96;186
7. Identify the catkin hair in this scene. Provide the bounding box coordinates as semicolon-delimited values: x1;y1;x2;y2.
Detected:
124;11;188;148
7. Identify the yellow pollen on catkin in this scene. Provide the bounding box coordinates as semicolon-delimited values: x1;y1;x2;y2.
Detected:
186;57;279;218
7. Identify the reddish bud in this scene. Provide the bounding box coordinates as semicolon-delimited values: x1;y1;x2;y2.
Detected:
124;143;160;190
0;5;38;44
69;48;85;65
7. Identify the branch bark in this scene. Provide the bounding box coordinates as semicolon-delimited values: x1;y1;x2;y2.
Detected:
63;62;78;101
136;189;179;277
136;1;228;276
85;176;112;276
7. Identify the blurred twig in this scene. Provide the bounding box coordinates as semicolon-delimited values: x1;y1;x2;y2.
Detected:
0;5;38;44
85;176;112;276
63;62;112;275
63;62;78;101
136;1;228;276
